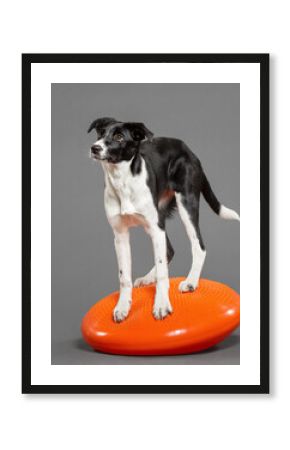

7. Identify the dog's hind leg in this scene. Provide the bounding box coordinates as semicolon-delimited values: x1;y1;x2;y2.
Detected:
175;192;206;292
134;233;174;287
134;266;156;288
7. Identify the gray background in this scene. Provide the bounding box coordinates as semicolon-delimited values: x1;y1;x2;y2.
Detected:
51;83;240;365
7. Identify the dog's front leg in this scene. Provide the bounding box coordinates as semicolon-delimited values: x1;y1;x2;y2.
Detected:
148;225;172;319
113;229;132;322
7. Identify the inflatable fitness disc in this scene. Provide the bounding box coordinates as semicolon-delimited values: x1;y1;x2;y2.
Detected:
81;278;240;356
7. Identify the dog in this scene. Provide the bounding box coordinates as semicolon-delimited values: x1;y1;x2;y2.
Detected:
88;117;239;322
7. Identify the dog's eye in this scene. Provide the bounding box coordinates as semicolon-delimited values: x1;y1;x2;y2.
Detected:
113;133;124;142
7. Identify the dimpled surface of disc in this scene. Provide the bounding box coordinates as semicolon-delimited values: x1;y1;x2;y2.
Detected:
81;278;240;355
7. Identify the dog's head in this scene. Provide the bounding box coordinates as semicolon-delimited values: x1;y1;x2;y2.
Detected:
88;117;153;164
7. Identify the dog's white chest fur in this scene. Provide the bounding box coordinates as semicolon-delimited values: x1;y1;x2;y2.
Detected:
106;162;136;215
102;158;157;230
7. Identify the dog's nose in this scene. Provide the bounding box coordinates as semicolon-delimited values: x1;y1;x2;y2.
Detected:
91;145;102;154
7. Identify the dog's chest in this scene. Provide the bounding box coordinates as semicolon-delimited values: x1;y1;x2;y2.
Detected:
109;170;133;201
103;160;155;223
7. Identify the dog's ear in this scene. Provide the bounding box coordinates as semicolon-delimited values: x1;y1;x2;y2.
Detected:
125;122;154;142
87;117;117;134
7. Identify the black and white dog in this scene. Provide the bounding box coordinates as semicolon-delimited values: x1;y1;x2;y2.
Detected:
88;117;239;322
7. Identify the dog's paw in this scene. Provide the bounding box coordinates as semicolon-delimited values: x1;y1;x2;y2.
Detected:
134;273;156;287
153;299;173;320
178;279;197;293
113;301;131;323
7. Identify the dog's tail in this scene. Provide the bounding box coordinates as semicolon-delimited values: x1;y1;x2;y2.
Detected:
201;173;240;221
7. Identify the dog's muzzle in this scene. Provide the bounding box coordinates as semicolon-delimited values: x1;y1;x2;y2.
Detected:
91;145;103;157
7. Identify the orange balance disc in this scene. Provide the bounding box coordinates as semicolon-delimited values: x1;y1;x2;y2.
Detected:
81;278;240;356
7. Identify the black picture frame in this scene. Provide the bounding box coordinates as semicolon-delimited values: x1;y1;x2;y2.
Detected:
22;53;269;394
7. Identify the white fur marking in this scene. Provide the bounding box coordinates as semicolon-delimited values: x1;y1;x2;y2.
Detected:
176;193;206;292
134;267;156;287
93;138;108;159
219;204;240;221
148;225;172;319
113;231;132;322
